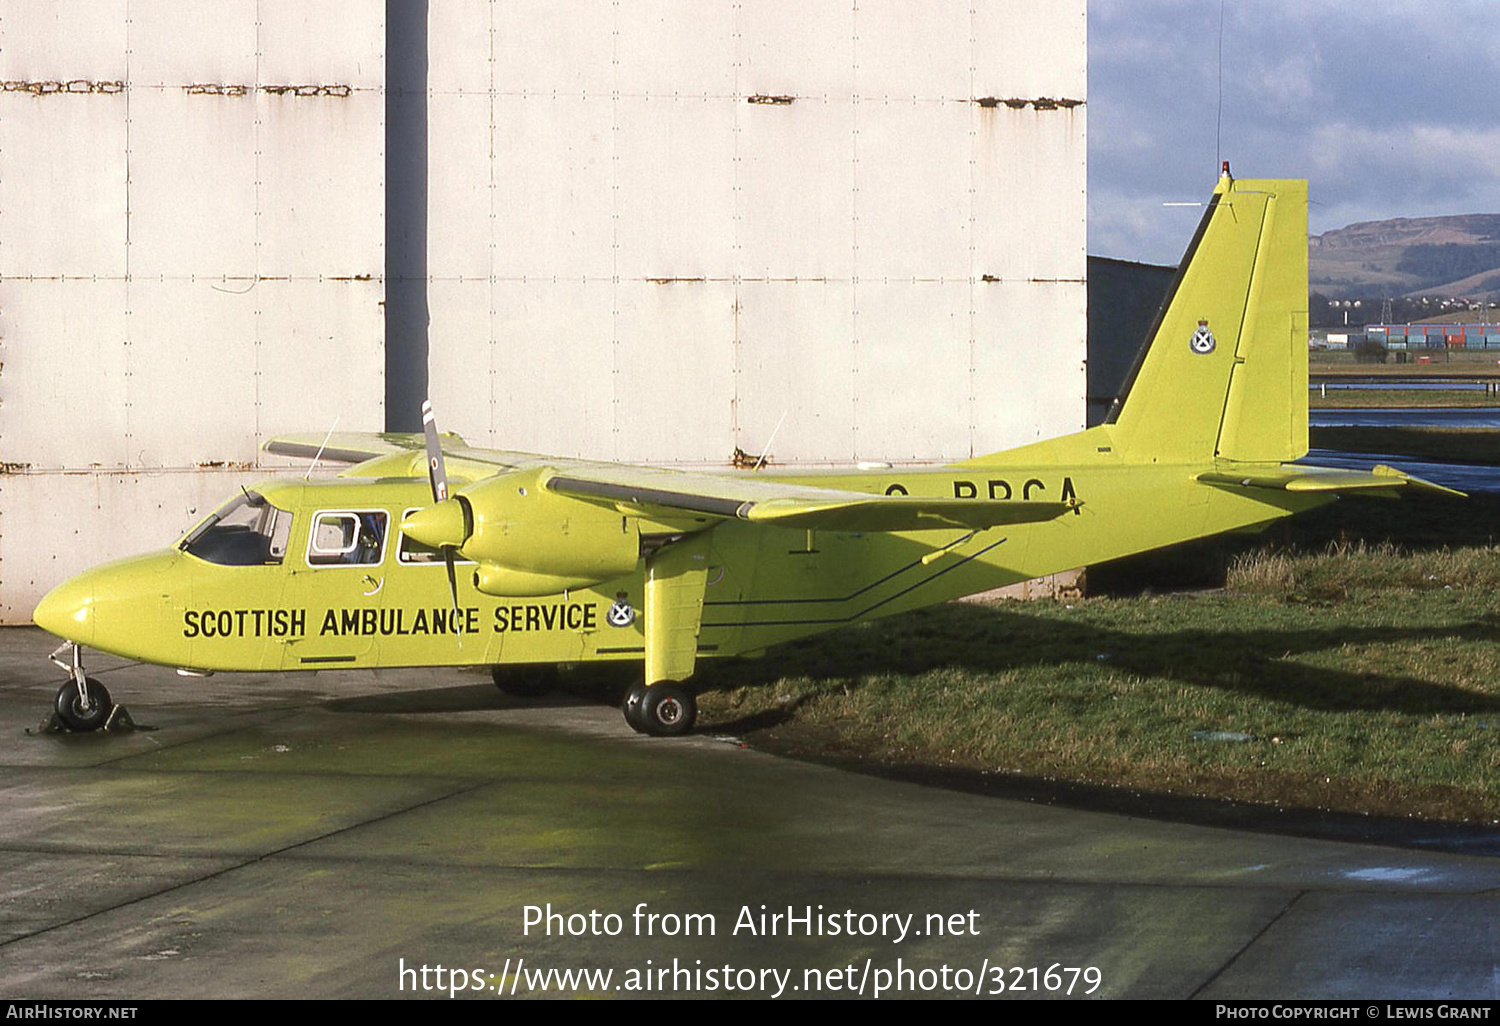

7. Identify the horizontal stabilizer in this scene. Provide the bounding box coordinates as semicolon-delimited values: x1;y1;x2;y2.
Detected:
1198;464;1465;498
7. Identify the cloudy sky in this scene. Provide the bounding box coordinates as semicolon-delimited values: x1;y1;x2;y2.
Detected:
1088;0;1500;264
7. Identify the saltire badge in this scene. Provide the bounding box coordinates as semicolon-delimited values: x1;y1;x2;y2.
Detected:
1190;319;1216;354
607;594;637;628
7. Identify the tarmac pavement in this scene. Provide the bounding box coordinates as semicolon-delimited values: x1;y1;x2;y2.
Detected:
1;627;1496;1000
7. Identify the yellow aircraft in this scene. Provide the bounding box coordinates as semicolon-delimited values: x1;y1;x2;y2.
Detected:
32;172;1457;736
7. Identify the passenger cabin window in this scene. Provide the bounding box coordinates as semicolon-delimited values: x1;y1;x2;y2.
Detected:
180;492;293;567
307;511;388;566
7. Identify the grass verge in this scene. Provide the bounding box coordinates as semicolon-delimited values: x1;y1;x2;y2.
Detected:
1311;390;1497;408
696;543;1500;826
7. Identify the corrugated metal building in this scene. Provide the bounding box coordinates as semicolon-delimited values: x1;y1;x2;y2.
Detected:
0;1;1086;621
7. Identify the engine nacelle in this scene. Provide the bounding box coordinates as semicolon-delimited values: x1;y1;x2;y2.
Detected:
471;565;600;598
457;468;640;588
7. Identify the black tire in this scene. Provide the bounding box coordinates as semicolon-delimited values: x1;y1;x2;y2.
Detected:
621;682;651;733
638;682;696;737
55;678;112;732
491;664;556;698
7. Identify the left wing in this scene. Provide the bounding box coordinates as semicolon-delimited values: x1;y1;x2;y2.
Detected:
265;432;1075;532
262;432;529;485
263;432;428;464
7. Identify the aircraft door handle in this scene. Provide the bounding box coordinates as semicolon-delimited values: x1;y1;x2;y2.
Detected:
362;575;383;597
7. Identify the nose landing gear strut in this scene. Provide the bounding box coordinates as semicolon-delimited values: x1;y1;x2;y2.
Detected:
42;642;135;733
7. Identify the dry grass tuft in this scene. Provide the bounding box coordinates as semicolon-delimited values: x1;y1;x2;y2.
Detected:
1228;541;1500;599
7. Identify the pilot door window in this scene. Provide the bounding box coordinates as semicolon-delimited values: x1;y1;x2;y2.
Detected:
180;491;293;566
307;511;388;567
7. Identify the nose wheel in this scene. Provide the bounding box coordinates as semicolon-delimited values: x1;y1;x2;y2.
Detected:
55;677;113;732
43;642;130;733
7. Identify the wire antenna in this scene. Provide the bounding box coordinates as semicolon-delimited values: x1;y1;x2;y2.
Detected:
305;417;340;480
753;411;789;471
1215;0;1226;169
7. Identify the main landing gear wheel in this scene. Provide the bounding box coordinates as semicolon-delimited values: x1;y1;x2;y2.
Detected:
491;665;557;698
629;682;696;737
54;677;113;732
622;682;651;733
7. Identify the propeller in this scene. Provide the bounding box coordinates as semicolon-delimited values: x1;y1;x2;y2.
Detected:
403;401;639;601
419;399;463;631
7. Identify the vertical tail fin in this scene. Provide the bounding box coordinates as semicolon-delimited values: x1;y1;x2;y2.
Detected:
1107;174;1308;464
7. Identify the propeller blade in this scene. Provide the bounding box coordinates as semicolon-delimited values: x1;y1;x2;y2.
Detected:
422;399;448;503
444;549;462;632
419;399;462;631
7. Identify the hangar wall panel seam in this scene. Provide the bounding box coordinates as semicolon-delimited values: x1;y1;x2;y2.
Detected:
0;1;386;620
423;0;1086;467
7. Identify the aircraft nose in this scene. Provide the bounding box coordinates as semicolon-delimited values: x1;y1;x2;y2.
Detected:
32;551;182;661
33;574;97;646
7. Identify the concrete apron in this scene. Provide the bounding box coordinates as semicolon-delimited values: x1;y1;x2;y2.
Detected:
1;627;1496;1000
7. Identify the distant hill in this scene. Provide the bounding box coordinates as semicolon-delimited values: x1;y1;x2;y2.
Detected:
1310;213;1500;301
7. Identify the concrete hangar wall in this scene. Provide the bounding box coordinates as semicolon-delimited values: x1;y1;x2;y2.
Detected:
0;1;1085;622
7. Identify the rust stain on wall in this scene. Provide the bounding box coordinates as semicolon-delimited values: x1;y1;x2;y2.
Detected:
975;96;1083;110
185;83;249;96
0;80;356;98
2;79;123;95
261;84;353;97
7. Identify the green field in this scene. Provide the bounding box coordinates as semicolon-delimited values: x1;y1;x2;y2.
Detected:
1311;389;1498;409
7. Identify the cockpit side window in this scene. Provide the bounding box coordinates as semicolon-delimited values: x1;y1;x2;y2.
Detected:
307;510;388;567
181;492;294;567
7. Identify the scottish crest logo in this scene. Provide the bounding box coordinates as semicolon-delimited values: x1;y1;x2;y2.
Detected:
607;593;637;628
1190;319;1216;354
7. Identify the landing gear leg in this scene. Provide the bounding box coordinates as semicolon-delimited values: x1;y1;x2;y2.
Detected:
626;531;711;737
47;643;116;732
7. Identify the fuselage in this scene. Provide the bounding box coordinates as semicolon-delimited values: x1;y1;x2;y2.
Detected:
32;438;1328;675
